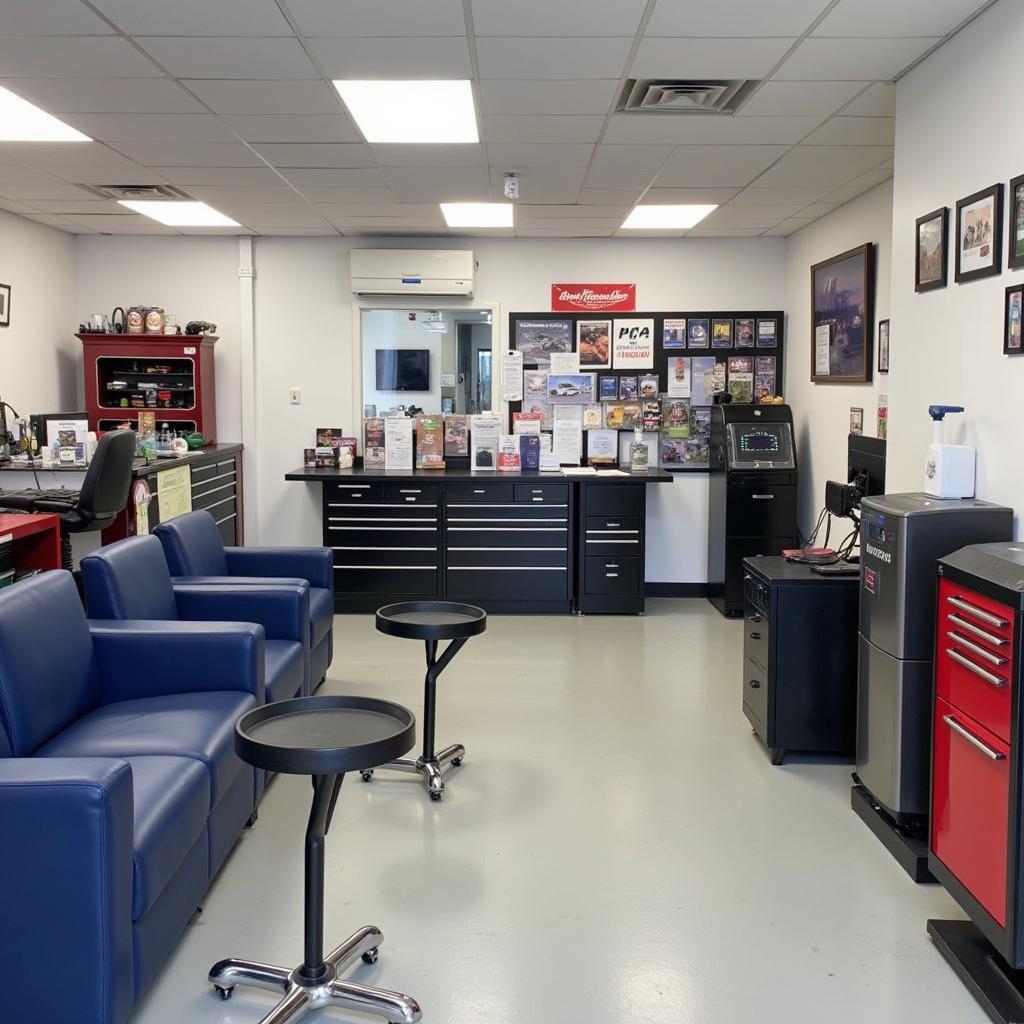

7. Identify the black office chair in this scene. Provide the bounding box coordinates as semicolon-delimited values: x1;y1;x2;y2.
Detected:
0;429;135;569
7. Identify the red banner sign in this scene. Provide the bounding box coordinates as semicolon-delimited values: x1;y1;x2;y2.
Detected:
551;283;636;313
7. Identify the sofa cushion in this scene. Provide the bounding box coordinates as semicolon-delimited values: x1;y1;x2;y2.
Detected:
127;756;209;919
265;640;305;703
309;587;334;650
155;511;229;577
37;691;254;806
82;536;179;621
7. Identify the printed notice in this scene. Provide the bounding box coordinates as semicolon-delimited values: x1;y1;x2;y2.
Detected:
815;323;832;376
384;416;413;471
612;318;655;368
549;351;580;374
501;349;524;402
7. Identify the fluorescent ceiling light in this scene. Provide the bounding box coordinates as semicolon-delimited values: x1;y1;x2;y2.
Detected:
118;200;239;227
440;203;513;228
334;80;478;143
621;204;718;230
0;85;90;142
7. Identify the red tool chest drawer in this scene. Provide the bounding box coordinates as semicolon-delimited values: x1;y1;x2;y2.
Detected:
936;578;1013;741
931;696;1009;927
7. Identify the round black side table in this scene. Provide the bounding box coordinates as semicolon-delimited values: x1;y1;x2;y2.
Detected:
362;601;486;801
209;695;421;1024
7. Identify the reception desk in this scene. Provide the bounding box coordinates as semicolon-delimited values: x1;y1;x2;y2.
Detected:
285;466;672;614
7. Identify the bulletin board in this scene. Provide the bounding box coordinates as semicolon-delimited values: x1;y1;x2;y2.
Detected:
507;310;786;471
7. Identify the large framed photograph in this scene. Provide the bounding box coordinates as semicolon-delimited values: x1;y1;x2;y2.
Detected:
877;319;890;373
810;242;874;383
955;183;1003;283
915;207;948;292
1010;174;1024;270
1005;285;1023;355
0;283;9;327
575;318;611;369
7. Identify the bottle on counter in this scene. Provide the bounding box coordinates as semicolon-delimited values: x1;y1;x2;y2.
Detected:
629;426;649;473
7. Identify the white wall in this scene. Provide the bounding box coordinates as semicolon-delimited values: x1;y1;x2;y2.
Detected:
0;209;77;417
360;309;451;414
252;235;786;582
73;236;243;443
783;182;893;534
887;0;1023;532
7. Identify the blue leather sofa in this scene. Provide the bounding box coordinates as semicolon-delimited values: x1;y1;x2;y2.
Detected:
0;571;266;1024
81;534;308;704
154;510;334;691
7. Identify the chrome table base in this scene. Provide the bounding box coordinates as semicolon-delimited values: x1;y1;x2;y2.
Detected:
360;742;465;801
209;925;421;1024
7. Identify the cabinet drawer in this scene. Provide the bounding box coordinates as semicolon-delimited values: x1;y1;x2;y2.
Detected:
448;547;567;569
514;483;568;504
936;636;1011;742
446;525;568;548
584;483;643;516
446;503;568;522
333;565;439;597
446;566;568;602
326;524;439;548
726;484;797;537
931;697;1009;926
744;604;769;673
940;578;1014;644
584;556;639;595
325;481;384;502
743;656;769;734
446;481;515;503
584;535;641;557
332;547;437;568
586;515;640;533
383;482;438;504
325;503;438;521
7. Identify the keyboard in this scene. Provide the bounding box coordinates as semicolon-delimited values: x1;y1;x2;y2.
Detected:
0;488;79;500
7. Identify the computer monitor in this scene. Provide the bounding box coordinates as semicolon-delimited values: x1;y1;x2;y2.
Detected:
848;434;886;499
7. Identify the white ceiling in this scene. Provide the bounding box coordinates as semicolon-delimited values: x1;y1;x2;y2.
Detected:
0;0;995;238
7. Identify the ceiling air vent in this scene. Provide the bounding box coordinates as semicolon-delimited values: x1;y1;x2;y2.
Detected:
617;79;759;115
79;184;194;201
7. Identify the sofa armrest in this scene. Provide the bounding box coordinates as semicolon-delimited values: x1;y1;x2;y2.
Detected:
174;583;309;644
0;757;135;1024
90;621;266;704
225;547;332;591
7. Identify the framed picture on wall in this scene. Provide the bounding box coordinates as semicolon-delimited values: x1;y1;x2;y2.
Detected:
1005;285;1023;355
1010;174;1024;270
915;207;948;292
955;183;1003;283
810;242;874;384
877;319;890;373
0;282;9;327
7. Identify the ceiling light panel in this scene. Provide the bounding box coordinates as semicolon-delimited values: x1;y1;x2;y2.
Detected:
621;205;718;230
441;202;513;227
0;86;90;142
334;80;478;143
118;200;240;227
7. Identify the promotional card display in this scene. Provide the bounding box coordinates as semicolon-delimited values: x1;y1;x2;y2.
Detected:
618;375;638;400
582;404;603;430
315;426;347;467
688;319;710;348
519;433;541;470
598;374;618;400
877;393;888;440
642;400;662;431
512;411;542;434
384;416;413;471
604;401;642;430
587;429;619;465
662;399;691;438
712;318;734;349
757;319;778;347
415;414;445;469
726;356;754;404
663;318;686;349
444;414;469;456
498;434;522;472
660;435;686;466
849;407;864;435
576;319;611;369
666;357;690;398
363;417;385;468
690;356;719;406
684;408;712;467
470;413;500;472
638;373;659;399
522;369;551;429
736;318;755;348
754;356;777;401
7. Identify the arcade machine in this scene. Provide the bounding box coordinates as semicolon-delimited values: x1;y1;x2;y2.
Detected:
708;403;798;616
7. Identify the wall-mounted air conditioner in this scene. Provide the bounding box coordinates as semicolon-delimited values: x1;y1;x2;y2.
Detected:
350;249;475;297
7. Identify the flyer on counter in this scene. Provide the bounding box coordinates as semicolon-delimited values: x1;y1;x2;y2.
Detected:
501;349;524;401
512;411;543;434
552;412;582;466
384;416;413;471
497;434;522;472
587;429;619;466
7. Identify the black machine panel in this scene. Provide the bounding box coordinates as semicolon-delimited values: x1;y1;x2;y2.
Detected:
726;422;796;470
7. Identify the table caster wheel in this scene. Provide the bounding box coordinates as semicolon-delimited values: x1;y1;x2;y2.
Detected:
361;770;374;782
362;947;379;965
451;757;462;767
214;985;234;1001
429;790;442;801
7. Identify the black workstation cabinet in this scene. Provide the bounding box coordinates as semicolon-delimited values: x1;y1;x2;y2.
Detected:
284;467;671;614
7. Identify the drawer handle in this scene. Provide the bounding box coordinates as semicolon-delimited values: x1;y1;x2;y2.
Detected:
945;648;1006;687
749;632;761;640
531;489;543;494
532;497;544;502
947;595;1009;628
606;521;621;527
473;489;486;494
605;572;619;578
943;714;1006;760
405;496;416;502
750;613;762;624
947;614;1009;647
748;679;761;689
399;489;421;494
946;631;1008;666
752;494;775;500
605;563;619;569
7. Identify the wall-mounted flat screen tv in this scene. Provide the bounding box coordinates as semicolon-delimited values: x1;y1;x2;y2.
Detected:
375;349;430;391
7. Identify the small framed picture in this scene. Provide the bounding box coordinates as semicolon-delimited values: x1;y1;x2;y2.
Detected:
711;318;733;349
849;407;864;436
0;283;9;327
955;183;1003;284
756;318;777;348
915;207;948;292
1005;285;1024;355
877;319;890;374
735;318;755;347
1010;174;1024;270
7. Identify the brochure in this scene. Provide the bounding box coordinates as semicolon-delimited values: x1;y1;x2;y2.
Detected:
688;319;710;349
581;403;603;430
415;414;445;469
598;374;618;401
736;318;755;348
587;428;619;465
754;356;776;402
638;373;660;400
666;356;690;398
512;411;543;435
726;356;754;404
443;414;469;456
384;416;413;471
498;433;522;472
757;318;778;348
661;399;691;438
690;356;718;407
663;318;687;350
470;414;501;471
519;433;541;470
618;375;638;400
642;400;662;431
363;417;385;468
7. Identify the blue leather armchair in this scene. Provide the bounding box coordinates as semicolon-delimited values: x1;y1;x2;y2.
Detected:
82;534;308;703
154;510;334;690
0;571;264;1024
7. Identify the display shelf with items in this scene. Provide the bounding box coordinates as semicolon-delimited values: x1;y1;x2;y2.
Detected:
79;333;218;444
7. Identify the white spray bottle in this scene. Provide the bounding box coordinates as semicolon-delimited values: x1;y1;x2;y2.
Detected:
924;405;975;498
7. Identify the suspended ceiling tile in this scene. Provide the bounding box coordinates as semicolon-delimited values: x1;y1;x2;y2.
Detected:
183;80;343;116
476;37;634;79
485;143;595;169
478;79;620;116
814;0;991;37
135;37;319;80
482;115;606;144
371;144;486;167
517;227;615;237
255;225;340;235
4;0;115;34
0;77;205;114
642;186;743;204
382;165;491;202
220;115;360;144
750;144;892;186
310;203;436;217
0;36;162;77
656;145;790;188
24;198;127;213
631;37;797;79
577;186;646;205
221;207;333;227
287;0;467;36
738;81;866;118
303;187;400;204
63;213;181;232
251;143;375;168
108;141;265;167
822;165;895;202
0;198;43;214
0;181;99;200
279;167;386;188
802;116;895;146
488;168;587;204
730;185;835;204
774;37;940;80
308;37;472;78
90;0;294;35
515;204;632;221
700;204;807;227
472;0;648;35
762;216;816;235
601;114;823;145
62;113;237;143
841;82;897;117
646;0;831;37
0;142;165;182
687;227;769;236
150;166;285;186
185;185;309;204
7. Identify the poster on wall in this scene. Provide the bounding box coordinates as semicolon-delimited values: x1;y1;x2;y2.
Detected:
547;373;595;405
513;319;572;365
576;319;612;369
663;318;686;349
612;318;654;368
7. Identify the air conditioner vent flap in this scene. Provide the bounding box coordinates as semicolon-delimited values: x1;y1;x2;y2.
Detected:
617;79;759;115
